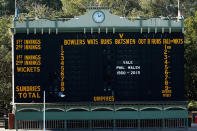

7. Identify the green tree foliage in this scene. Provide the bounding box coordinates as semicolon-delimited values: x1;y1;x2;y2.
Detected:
0;0;15;16
102;0;141;17
61;0;94;17
101;0;197;18
139;0;177;17
23;0;63;11
0;16;12;115
24;4;63;19
188;101;197;111
181;0;197;17
12;0;66;19
40;0;63;10
184;12;197;100
0;0;63;17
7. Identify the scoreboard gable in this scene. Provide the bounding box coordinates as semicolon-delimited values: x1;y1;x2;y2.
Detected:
14;32;184;103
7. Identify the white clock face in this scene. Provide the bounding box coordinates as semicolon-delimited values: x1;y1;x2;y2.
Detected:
93;11;105;23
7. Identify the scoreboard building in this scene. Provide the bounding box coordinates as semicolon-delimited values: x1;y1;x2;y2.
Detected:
11;7;188;130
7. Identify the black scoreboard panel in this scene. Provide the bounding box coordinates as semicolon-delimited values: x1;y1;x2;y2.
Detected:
14;32;184;103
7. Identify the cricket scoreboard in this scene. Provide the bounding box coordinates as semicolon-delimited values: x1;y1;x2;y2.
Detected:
14;32;184;103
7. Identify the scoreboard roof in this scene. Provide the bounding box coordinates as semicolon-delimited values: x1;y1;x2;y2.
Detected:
11;7;185;34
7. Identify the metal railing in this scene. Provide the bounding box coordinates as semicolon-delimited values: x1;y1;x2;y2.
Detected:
0;120;5;128
46;120;64;129
92;120;113;128
140;119;162;128
116;119;138;128
164;118;185;128
18;120;40;129
0;117;8;129
67;120;89;129
17;119;187;129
